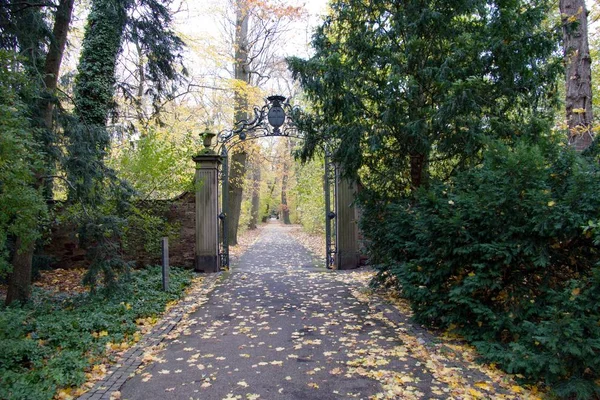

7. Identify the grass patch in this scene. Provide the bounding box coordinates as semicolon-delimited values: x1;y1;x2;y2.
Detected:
0;265;195;400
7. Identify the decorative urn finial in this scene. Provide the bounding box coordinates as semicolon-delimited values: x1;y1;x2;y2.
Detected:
200;126;216;154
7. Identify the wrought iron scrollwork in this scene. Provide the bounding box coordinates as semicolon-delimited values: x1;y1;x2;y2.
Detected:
216;95;303;152
215;95;335;271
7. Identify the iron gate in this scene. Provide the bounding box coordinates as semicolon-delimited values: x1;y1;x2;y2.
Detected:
215;95;337;269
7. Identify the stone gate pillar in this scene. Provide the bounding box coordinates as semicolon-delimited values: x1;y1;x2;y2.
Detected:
335;169;359;270
193;153;221;273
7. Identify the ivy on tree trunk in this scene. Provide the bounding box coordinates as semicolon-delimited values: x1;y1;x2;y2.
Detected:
66;0;128;204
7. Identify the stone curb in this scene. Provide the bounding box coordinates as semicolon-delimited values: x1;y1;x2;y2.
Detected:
77;272;222;400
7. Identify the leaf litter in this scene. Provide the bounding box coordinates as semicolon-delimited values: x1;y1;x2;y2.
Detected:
119;223;544;400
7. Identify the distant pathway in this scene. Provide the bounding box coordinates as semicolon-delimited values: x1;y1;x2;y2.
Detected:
117;223;532;400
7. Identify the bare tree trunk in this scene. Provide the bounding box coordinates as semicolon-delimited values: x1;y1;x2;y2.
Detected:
38;0;75;196
281;173;290;224
6;0;74;306
560;0;593;151
41;0;75;129
263;177;278;222
409;153;425;190
249;162;260;229
281;139;291;224
227;151;246;245
5;239;34;305
132;26;147;126
227;0;250;245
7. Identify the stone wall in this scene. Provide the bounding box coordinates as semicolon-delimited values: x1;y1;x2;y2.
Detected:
164;192;195;267
43;192;196;269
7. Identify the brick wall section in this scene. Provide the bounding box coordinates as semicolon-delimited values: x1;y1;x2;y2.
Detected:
43;192;196;269
164;192;195;267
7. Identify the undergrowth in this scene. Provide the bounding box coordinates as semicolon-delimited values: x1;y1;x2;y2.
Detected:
363;139;600;399
0;265;194;400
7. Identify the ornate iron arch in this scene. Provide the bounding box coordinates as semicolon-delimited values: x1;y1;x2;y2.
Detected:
216;95;337;270
217;95;303;152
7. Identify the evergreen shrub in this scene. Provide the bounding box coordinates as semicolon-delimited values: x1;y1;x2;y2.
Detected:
363;139;600;398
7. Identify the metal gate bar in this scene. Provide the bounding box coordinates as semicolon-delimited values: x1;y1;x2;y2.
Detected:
324;150;337;269
215;95;337;271
219;146;229;268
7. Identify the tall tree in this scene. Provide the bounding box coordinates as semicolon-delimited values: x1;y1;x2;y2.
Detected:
560;0;594;151
66;0;129;203
64;0;184;286
290;0;561;196
224;0;305;244
1;52;47;305
280;138;291;224
248;160;261;229
227;0;250;245
2;1;73;305
40;0;75;131
66;0;184;203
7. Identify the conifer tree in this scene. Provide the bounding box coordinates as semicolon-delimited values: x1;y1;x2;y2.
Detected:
290;0;561;195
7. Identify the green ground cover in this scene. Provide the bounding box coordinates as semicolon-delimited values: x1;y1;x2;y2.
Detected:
0;266;194;400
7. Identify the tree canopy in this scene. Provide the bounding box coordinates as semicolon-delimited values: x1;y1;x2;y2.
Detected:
289;0;562;194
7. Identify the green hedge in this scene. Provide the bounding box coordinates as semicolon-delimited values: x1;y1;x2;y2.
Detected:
0;266;193;400
363;140;600;399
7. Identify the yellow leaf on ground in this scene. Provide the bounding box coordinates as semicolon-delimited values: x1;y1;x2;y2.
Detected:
468;388;485;398
474;382;492;391
511;385;524;393
56;388;73;400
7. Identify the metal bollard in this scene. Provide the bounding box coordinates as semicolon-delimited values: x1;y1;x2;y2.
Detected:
162;237;169;291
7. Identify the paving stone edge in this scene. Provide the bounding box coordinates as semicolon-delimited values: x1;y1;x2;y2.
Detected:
76;272;222;400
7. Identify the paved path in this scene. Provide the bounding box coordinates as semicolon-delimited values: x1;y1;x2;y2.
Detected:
118;223;530;400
